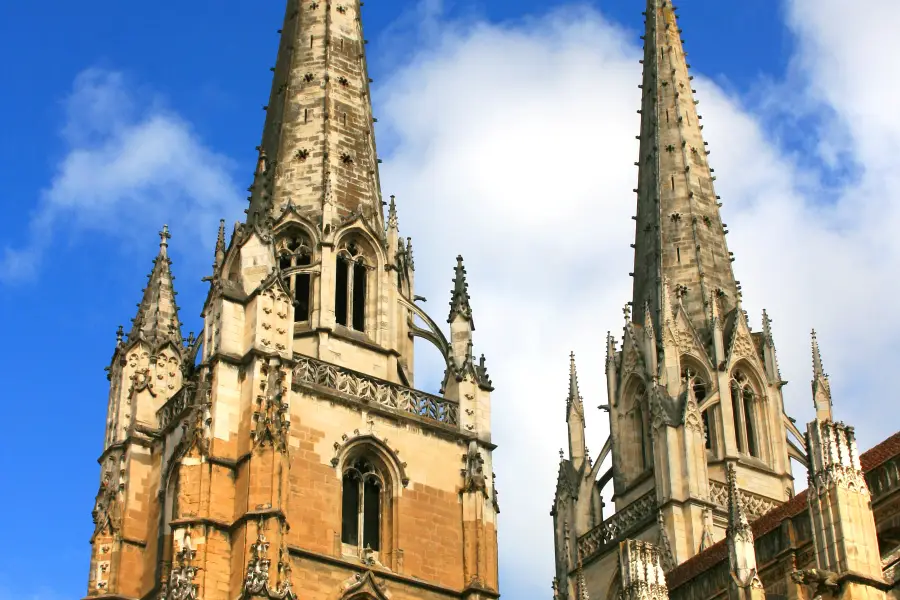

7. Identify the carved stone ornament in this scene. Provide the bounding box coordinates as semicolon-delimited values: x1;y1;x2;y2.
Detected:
293;355;459;427
462;440;488;494
790;569;840;600
578;490;657;562
162;542;200;600
252;359;291;452
340;570;391;600
241;520;296;600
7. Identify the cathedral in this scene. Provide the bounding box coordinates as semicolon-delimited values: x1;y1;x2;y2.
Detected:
550;2;900;600
82;1;900;600
84;0;497;598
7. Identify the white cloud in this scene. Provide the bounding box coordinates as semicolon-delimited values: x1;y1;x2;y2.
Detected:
374;1;900;595
0;68;243;284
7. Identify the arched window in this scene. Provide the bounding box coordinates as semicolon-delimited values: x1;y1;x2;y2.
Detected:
731;370;760;459
335;240;369;332
682;364;714;452
277;234;313;323
632;383;651;472
341;457;383;553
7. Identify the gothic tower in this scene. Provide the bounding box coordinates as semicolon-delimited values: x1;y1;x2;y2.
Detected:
84;2;499;599
552;0;798;597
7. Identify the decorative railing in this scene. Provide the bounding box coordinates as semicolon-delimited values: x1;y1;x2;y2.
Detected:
156;384;196;431
578;490;657;562
708;480;779;520
292;355;459;427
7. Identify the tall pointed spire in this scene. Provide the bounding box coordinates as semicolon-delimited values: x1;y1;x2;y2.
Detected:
129;225;182;348
448;255;473;325
567;352;583;415
811;329;833;421
631;0;738;336
725;463;762;590
567;352;587;469
246;0;384;230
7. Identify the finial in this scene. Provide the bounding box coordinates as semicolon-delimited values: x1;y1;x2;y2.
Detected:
448;254;473;324
116;325;124;344
762;310;773;344
214;219;226;272
387;195;398;229
159;224;171;256
811;329;833;421
726;463;750;536
811;329;825;379
623;303;632;322
606;332;616;365
559;448;565;461
568;352;581;406
406;237;415;269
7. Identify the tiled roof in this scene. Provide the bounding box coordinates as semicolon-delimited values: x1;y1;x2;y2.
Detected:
665;429;900;591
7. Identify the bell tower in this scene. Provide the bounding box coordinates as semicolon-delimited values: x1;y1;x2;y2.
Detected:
553;0;797;597
83;2;500;599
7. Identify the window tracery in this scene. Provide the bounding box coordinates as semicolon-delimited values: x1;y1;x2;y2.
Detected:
276;233;313;323
731;369;761;459
335;240;371;332
341;457;384;555
682;364;715;452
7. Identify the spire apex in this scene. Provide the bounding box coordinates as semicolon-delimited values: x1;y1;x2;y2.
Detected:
214;219;226;273
448;255;473;324
568;352;582;410
246;0;384;232
387;195;398;229
631;0;738;338
811;329;833;421
129;226;182;348
159;224;170;256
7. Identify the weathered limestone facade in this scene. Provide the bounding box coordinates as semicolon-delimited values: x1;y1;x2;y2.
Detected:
83;2;499;599
552;2;900;600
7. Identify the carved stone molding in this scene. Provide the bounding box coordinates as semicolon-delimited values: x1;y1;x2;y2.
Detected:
578;490;657;563
292;355;459;427
709;481;778;521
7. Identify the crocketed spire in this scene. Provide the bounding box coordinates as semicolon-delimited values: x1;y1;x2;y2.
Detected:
631;0;739;336
448;255;474;325
128;225;182;348
811;329;833;421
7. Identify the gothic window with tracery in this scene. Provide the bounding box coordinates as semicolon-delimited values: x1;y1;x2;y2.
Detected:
731;370;760;459
682;364;715;452
631;383;651;472
335;240;370;332
277;233;313;323
341;457;383;553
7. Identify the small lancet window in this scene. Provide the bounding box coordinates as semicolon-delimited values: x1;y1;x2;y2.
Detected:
631;383;651;472
683;365;712;450
731;370;761;459
277;234;313;323
335;240;369;332
341;457;383;552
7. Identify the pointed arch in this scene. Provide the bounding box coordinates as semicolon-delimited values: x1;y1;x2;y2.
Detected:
333;230;381;333
275;227;315;324
729;361;769;463
681;356;717;453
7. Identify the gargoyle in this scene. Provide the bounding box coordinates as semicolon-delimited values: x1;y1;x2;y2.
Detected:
791;569;840;600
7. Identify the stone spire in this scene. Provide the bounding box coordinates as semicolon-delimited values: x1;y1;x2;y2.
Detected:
246;0;384;230
567;353;587;470
213;219;226;274
725;464;762;590
129;225;182;347
448;255;474;325
631;0;738;336
811;330;833;421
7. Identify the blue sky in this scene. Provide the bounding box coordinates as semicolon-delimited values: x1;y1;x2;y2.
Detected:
3;0;899;598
